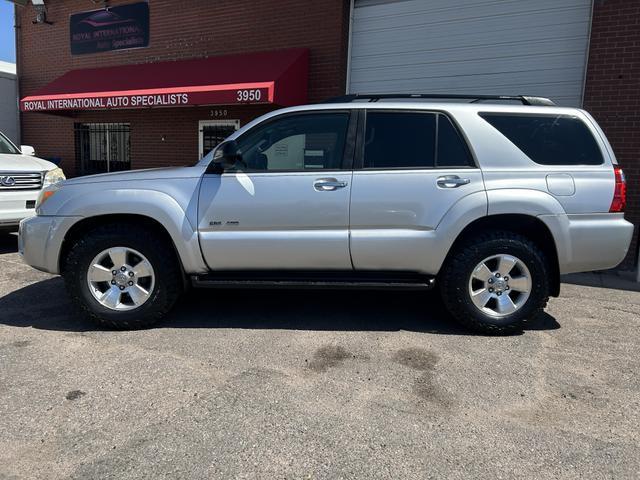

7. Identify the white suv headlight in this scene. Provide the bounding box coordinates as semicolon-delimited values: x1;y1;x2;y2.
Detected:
43;167;66;188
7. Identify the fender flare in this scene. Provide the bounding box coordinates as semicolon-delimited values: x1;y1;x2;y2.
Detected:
435;189;566;283
57;188;208;274
486;189;570;267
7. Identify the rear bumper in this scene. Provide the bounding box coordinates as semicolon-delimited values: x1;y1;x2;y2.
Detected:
540;213;635;274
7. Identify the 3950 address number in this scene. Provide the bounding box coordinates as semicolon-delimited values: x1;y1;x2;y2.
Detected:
236;89;262;102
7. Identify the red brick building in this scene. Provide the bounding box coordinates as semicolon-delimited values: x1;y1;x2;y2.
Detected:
13;0;640;268
16;0;350;174
583;0;640;269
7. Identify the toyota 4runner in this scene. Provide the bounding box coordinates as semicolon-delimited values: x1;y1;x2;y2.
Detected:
19;94;633;333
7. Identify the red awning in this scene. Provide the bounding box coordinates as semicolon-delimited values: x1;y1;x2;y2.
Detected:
20;48;308;112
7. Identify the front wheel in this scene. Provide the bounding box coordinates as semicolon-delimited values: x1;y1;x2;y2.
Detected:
439;231;550;335
63;224;183;329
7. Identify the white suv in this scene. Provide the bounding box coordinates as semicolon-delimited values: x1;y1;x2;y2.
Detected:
0;131;65;232
19;94;633;333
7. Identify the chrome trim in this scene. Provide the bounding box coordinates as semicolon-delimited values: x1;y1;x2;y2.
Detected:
0;171;43;190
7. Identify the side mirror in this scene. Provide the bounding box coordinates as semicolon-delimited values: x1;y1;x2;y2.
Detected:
213;140;242;170
21;145;36;156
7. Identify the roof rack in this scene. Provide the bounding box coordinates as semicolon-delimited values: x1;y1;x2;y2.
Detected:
321;93;556;106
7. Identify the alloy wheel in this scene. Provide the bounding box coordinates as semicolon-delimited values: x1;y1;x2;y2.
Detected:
86;247;155;311
468;254;532;317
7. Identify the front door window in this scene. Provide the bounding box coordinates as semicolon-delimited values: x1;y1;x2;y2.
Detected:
234;113;350;171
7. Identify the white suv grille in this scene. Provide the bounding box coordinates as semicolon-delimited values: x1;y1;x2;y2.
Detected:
0;172;44;190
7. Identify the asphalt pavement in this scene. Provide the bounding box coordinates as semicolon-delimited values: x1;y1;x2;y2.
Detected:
0;232;638;479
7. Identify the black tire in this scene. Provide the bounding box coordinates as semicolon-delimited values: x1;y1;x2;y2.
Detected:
439;231;549;335
63;223;183;329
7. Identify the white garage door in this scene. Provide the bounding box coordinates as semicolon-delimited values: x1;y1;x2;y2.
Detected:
348;0;593;106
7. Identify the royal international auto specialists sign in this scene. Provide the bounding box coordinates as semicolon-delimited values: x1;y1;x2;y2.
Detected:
20;87;271;112
70;2;150;55
23;94;190;111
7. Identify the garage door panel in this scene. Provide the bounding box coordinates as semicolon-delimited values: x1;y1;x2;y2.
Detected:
351;72;585;94
349;0;592;106
350;45;587;73
353;0;590;30
350;73;586;107
351;21;590;57
352;17;590;48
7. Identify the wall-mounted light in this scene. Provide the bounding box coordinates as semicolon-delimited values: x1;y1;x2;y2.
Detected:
31;0;53;25
90;0;110;10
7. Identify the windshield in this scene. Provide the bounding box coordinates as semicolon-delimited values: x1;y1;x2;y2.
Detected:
0;132;20;154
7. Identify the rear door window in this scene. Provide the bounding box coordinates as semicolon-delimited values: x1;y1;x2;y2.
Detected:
363;112;436;169
479;113;604;165
362;111;474;169
436;115;475;168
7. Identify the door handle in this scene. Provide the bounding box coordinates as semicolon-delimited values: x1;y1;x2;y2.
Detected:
314;178;348;191
437;175;471;188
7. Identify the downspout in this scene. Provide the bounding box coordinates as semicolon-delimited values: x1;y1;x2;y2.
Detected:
580;0;595;108
14;2;21;144
344;0;355;94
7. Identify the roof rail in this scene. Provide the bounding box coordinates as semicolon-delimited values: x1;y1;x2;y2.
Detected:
321;93;556;106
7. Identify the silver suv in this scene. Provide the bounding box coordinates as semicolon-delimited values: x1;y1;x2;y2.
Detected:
19;94;633;333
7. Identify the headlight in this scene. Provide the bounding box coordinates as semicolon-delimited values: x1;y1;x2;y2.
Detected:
43;167;66;188
36;184;60;211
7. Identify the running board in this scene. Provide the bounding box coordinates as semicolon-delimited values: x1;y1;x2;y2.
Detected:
191;271;436;290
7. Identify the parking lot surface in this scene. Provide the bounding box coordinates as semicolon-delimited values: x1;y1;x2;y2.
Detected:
0;233;638;479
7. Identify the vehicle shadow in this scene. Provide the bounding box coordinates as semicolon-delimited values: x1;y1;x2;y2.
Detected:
0;277;560;335
561;272;640;293
0;233;18;254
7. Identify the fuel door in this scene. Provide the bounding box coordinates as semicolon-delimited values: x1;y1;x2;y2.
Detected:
546;173;575;196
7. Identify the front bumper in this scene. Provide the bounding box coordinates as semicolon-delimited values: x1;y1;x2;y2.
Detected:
0;190;39;229
19;215;80;275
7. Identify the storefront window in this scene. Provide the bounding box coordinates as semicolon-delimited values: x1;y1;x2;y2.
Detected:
75;123;131;175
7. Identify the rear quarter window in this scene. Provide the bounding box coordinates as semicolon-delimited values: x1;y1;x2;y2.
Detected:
479;113;604;166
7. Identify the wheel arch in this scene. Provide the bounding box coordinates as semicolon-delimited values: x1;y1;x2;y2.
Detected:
444;214;561;297
59;214;188;286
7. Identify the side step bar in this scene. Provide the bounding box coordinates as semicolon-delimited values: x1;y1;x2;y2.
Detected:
191;271;436;290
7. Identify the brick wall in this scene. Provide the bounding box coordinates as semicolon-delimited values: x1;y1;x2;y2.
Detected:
16;0;350;175
583;0;640;270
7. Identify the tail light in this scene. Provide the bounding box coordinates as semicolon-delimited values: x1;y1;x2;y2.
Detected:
609;167;627;213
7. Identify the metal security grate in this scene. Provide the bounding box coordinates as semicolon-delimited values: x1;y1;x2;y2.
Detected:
0;172;43;190
75;123;131;175
199;120;240;159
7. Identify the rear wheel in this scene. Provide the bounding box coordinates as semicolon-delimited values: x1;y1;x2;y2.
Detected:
439;231;549;334
63;224;182;329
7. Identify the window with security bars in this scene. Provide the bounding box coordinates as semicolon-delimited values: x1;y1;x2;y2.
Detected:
75;123;131;175
200;121;239;159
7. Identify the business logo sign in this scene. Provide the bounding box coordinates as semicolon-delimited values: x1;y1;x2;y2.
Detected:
70;2;149;55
